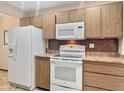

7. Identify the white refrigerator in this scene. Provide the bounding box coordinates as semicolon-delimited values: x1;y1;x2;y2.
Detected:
8;26;45;90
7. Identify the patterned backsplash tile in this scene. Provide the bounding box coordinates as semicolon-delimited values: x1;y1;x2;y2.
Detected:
48;38;118;52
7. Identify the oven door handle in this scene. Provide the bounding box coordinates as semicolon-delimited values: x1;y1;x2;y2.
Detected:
50;59;82;64
50;59;64;62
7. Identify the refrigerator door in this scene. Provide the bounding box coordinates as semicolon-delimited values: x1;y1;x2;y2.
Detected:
15;27;32;87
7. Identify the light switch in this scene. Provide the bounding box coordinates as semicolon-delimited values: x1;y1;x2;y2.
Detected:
89;43;94;48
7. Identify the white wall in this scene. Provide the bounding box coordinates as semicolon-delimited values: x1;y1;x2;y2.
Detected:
119;2;124;55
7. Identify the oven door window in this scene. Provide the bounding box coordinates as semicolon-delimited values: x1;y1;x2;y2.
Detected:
55;66;76;82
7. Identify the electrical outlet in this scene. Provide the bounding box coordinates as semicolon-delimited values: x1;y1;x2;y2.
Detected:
89;43;94;48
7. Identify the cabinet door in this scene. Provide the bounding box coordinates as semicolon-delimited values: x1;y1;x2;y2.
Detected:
30;16;43;28
36;59;41;87
20;17;31;26
84;72;124;90
69;9;85;22
42;14;55;39
84;85;107;91
85;7;101;38
36;58;50;90
56;11;68;24
101;3;122;38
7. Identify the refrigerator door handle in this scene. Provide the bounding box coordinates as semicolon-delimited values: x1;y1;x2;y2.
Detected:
14;42;17;61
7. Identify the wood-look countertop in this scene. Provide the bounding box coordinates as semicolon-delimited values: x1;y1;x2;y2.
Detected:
35;53;57;59
83;56;124;65
35;54;124;65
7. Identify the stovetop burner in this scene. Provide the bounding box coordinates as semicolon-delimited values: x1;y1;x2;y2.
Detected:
50;45;85;61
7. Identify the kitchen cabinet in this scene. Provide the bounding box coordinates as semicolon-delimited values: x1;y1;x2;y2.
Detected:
69;9;85;23
36;56;50;90
19;2;122;39
101;2;122;38
56;9;85;24
42;14;56;39
30;15;43;28
83;61;124;91
20;17;31;26
56;11;68;24
84;85;107;91
85;2;122;38
85;7;101;38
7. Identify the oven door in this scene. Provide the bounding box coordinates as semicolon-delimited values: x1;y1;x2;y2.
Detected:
50;60;82;90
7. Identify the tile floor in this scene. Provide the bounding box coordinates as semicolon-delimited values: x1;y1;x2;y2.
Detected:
0;70;43;91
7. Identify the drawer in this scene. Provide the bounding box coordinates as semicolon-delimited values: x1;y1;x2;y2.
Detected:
84;62;124;76
84;72;124;90
84;85;108;91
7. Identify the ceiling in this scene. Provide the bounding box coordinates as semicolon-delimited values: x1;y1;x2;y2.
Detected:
6;1;81;12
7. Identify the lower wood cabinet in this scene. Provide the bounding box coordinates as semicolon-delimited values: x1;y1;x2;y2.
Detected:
83;61;124;91
36;57;50;90
84;85;107;91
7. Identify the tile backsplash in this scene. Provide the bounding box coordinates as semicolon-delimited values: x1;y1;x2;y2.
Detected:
48;39;118;52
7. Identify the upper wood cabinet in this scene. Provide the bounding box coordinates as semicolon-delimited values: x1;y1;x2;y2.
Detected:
85;2;122;38
30;15;43;28
69;9;86;23
42;14;55;39
56;9;86;24
101;2;122;38
56;11;68;24
20;17;31;26
85;7;101;38
19;2;122;39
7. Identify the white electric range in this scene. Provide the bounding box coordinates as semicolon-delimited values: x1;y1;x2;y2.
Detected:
50;45;85;91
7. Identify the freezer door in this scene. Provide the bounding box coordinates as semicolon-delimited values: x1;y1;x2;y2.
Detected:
15;27;32;87
8;28;18;83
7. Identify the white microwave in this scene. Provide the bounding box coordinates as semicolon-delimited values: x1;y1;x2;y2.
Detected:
56;22;84;40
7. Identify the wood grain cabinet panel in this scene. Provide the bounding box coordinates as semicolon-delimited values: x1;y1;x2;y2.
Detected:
42;14;55;39
84;72;124;91
84;85;107;91
20;17;31;26
83;60;124;91
56;11;68;24
30;16;43;28
84;62;124;76
85;7;101;38
101;2;122;38
68;9;85;22
36;57;50;90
